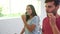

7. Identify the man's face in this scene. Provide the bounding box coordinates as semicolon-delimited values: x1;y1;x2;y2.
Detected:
45;1;58;15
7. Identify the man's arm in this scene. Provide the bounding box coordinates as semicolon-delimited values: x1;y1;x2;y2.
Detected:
48;13;60;34
51;24;60;34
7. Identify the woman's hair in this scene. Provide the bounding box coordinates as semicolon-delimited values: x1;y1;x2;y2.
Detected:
25;5;37;21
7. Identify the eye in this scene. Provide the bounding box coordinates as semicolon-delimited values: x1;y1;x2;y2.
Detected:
48;6;52;8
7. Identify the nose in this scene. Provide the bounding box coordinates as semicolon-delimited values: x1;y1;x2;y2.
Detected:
46;7;48;11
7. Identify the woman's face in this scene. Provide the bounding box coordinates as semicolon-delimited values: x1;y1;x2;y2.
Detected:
26;6;32;15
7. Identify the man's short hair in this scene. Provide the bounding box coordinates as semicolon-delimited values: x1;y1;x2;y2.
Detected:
45;0;60;6
59;0;60;5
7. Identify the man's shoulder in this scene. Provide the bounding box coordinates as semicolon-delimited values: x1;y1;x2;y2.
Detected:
58;15;60;18
43;17;48;21
42;17;49;24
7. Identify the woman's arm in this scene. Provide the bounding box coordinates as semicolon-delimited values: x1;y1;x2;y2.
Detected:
21;15;36;32
25;23;36;32
20;28;25;34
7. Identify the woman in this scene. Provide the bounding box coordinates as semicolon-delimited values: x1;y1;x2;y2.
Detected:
20;5;40;34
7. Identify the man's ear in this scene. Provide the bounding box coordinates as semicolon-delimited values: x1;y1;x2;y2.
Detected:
56;5;59;10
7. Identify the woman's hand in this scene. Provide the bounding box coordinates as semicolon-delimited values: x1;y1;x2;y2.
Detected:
20;28;25;34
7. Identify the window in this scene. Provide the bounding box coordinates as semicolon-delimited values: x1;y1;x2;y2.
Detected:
0;0;41;18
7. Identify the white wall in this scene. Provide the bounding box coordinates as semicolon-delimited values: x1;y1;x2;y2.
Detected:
0;17;24;34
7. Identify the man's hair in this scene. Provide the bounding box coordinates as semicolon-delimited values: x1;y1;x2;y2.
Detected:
45;0;60;6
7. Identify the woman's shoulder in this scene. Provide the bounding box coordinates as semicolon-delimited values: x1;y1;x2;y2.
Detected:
32;16;40;22
33;16;40;20
34;16;39;19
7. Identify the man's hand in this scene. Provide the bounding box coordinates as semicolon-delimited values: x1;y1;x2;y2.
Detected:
48;13;56;26
48;13;60;34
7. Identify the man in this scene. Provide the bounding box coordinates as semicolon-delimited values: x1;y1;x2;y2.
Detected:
42;0;60;34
